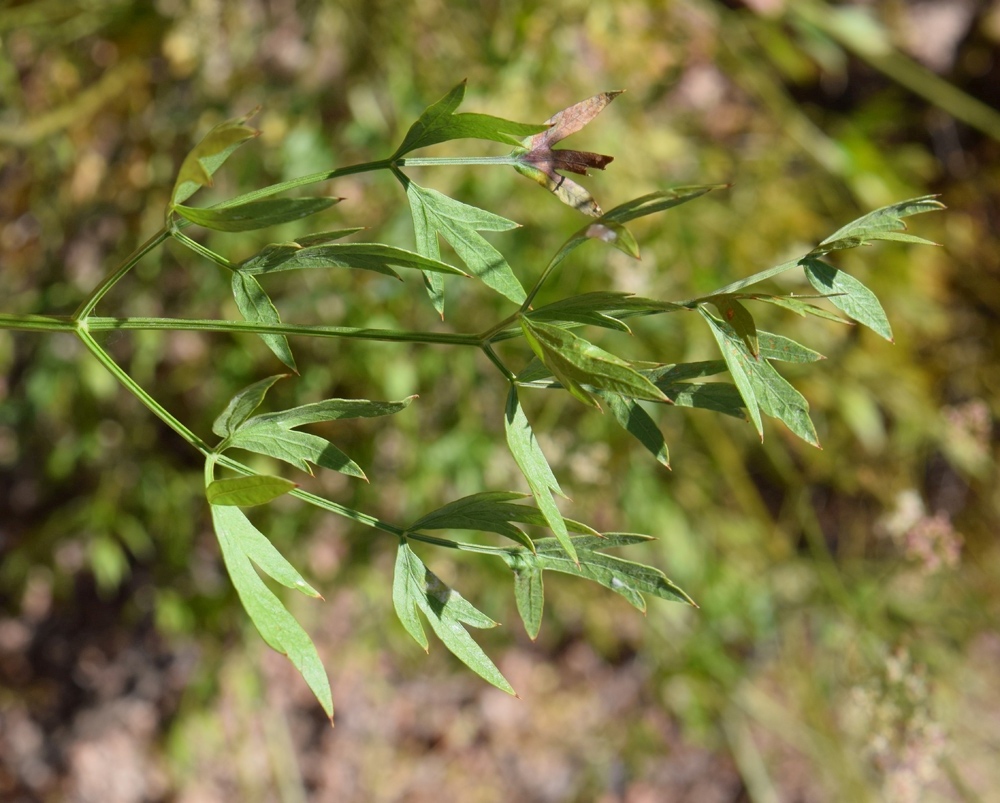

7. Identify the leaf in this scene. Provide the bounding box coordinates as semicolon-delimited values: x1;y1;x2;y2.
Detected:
600;393;670;468
511;91;623;216
213;375;286;438
499;533;694;635
403;178;525;313
392;80;546;158
700;310;820;445
407;491;600;552
504;387;573;563
710;296;759;357
171;110;260;206
224;396;415;480
700;307;763;438
803;258;893;341
512;558;545;640
811;195;945;255
598;186;725;225
521;317;667;409
206;474;297;507
211;505;332;719
527;292;685;334
239;242;467;280
174;197;338;232
393;540;515;695
756;331;825;363
750;294;851;324
231;272;297;371
210;505;320;598
661;382;748;420
583;221;640;259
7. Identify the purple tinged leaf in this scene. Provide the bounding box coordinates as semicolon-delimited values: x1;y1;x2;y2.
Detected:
512;91;624;216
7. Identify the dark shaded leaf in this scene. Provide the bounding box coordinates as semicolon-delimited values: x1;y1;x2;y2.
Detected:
239;242;467;280
231;272;297;371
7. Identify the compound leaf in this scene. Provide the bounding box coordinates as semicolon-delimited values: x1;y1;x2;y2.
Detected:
393;541;515;695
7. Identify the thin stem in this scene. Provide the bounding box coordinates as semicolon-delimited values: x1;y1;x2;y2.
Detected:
481;343;515;380
520;234;584;312
170;230;235;271
73;227;170;320
86;316;483;347
395;155;518;168
212;160;393;208
0;313;76;333
75;327;212;455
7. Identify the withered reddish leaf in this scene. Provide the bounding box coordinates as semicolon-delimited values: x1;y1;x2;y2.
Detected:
512;91;624;217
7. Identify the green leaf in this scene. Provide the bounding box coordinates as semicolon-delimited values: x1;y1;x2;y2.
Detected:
408;491;600;552
750;294;851;324
171;110;260;206
403;177;525;313
597;186;725;225
210;505;320;598
224;396;415;480
500;533;694;627
231;272;297;371
526;292;684;334
600;393;670;468
392;80;546;158
174;197;338;232
710;296;759;357
239;242;467;280
392;541;515;695
512;557;544;640
662;382;748;420
700;310;819;445
504;387;573;563
228;425;366;479
642;361;728;382
803;258;893;341
212;505;332;719
700;307;763;437
811;195;944;255
756;331;825;363
206;474;297;507
213;374;286;438
521;317;667;409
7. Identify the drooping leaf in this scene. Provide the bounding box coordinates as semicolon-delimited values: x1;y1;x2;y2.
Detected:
600;393;670;468
810;195;944;255
222;396;415;480
213;374;286;438
407;491;599;552
499;533;694;636
211;504;332;719
504;387;573;563
520;317;667;409
171;110;260;206
173;197;339;233
700;310;819;445
747;294;851;324
402;177;525;313
231;272;297;371
803;258;893;341
206;474;297;507
700;307;763;437
210;505;320;598
239;242;467;280
392;540;515;694
511;555;544;640
710;296;759;357
392;80;546;158
661;382;748;420
511;91;623;216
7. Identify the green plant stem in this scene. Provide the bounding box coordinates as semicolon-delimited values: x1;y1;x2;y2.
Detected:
0;313;76;333
170;230;235;270
213;154;517;210
85;316;483;347
75;327;212;456
480;344;514;380
73;227;170;320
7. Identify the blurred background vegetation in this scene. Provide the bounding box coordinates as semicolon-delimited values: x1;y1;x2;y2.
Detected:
1;0;998;800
